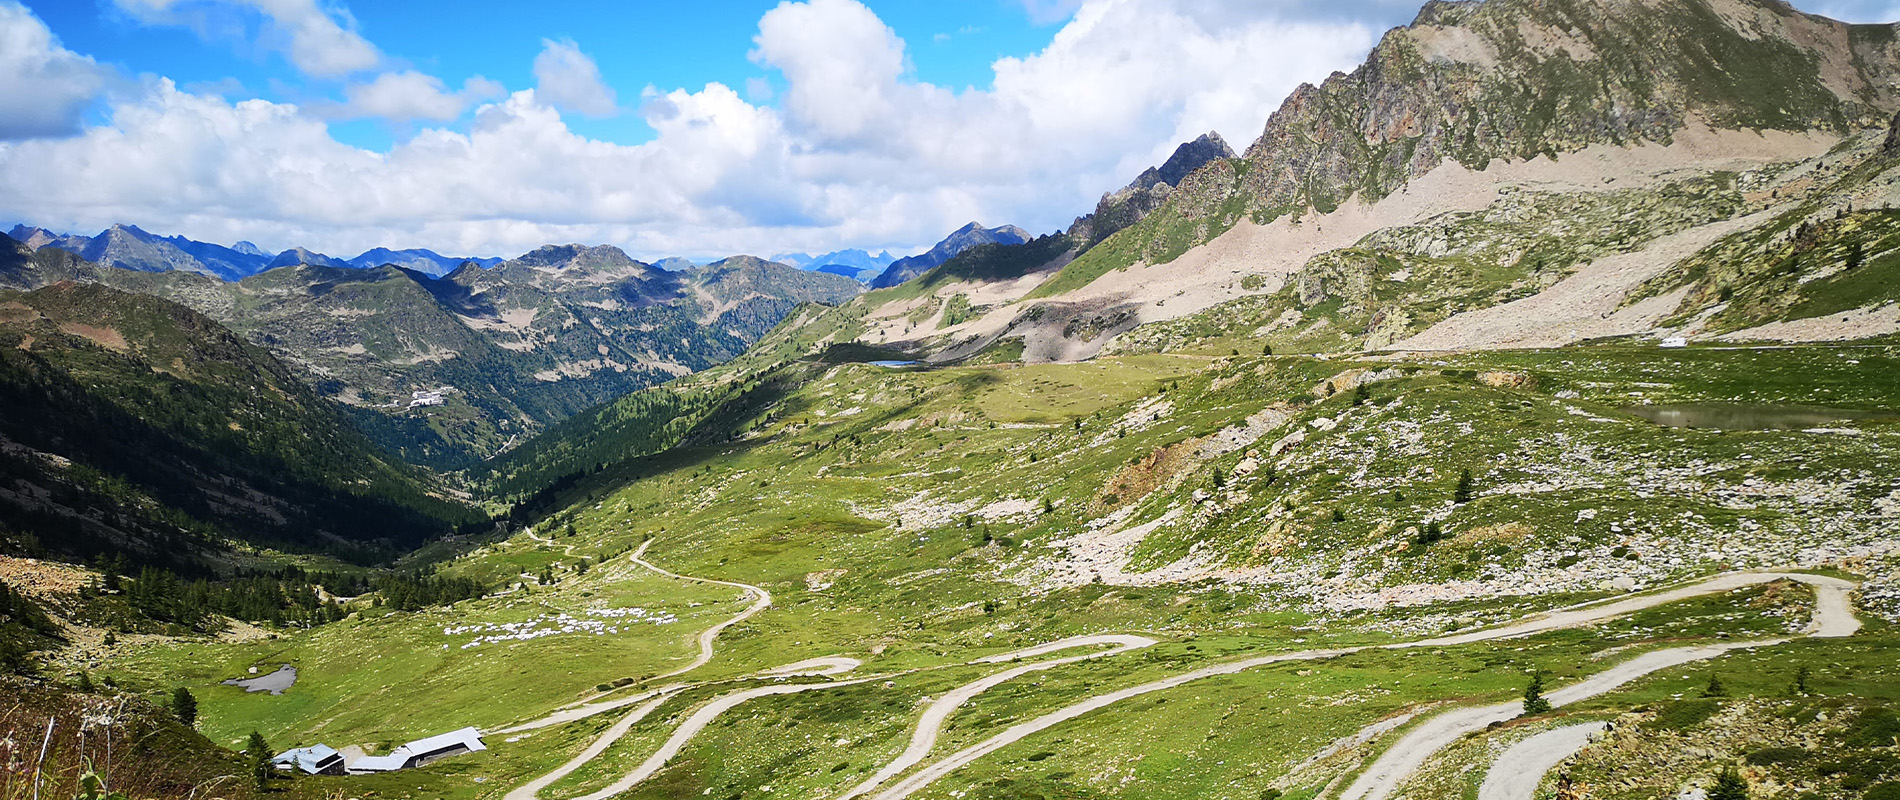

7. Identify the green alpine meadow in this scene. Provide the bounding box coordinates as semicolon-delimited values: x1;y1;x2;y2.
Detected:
0;0;1898;798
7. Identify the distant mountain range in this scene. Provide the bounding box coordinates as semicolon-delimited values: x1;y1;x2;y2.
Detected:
772;248;898;282
5;223;1034;288
6;224;503;280
0;236;861;467
868;223;1031;289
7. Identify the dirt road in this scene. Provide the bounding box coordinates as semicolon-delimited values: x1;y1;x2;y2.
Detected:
630;539;773;681
1338;573;1858;800
839;635;1157;800
1475;723;1608;800
871;572;1858;800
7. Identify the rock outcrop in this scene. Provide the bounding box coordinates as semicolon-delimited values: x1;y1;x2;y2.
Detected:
1069;132;1236;251
870;223;1031;289
1143;0;1900;257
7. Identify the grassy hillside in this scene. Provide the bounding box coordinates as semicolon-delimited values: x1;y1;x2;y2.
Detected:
89;333;1899;799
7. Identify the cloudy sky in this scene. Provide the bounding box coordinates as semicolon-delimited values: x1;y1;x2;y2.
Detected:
0;0;1894;261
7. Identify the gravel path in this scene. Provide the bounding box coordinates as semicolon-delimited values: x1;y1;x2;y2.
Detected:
499;542;839;799
501;692;680;800
630;539;774;681
1339;573;1859;800
507;637;1154;800
1476;723;1608;800
839;635;1157;800
870;571;1858;800
524;528;591;559
501;569;1854;800
494;540;777;734
1336;641;1775;800
569;676;881;800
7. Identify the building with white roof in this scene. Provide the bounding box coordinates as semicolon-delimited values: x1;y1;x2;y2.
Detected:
271;744;345;775
346;727;487;773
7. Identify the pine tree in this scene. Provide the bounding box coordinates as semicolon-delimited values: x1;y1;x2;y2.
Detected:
1793;664;1812;695
77;671;92;692
1707;766;1750;800
1522;671;1552;715
1454;468;1477;504
171;687;198;727
248;731;273;791
1704;672;1727;697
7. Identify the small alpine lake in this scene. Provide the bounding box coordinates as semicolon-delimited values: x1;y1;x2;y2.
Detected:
1622;402;1886;430
222;664;297;695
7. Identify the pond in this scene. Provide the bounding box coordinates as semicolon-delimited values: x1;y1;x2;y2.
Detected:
222;664;297;695
1622;403;1885;431
868;360;920;367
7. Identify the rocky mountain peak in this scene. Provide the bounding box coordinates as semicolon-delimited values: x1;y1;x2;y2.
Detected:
267;246;349;270
515;243;644;273
1154;132;1235;188
1099;0;1900;264
1067;131;1241;252
868;224;1032;289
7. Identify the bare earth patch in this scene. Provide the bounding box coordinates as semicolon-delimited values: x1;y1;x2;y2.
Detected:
1717;301;1900;342
0;555;91;598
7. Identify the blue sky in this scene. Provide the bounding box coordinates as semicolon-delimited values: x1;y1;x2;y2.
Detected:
0;0;1895;261
24;1;1078;151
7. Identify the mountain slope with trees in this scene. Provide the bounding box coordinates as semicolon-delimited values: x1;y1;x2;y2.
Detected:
0;281;476;570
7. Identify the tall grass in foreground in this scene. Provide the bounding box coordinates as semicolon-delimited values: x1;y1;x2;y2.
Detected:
0;680;246;800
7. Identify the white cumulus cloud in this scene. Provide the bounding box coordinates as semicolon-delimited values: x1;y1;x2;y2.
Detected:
750;0;910;144
532;38;617;117
111;0;381;77
330;71;505;122
3;0;1378;260
0;2;110;140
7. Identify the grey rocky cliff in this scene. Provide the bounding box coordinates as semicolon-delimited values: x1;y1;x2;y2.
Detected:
1069;132;1236;251
1130;0;1900;261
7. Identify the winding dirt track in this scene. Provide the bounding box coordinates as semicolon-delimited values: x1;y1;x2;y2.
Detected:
499;542;844;800
1476;722;1608;800
501;692;680;800
1457;578;1861;800
1336;574;1858;800
838;635;1158;800
491;542;777;735
868;572;1859;800
524;529;592;559
630;539;774;681
568;676;883;800
499;568;1855;800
